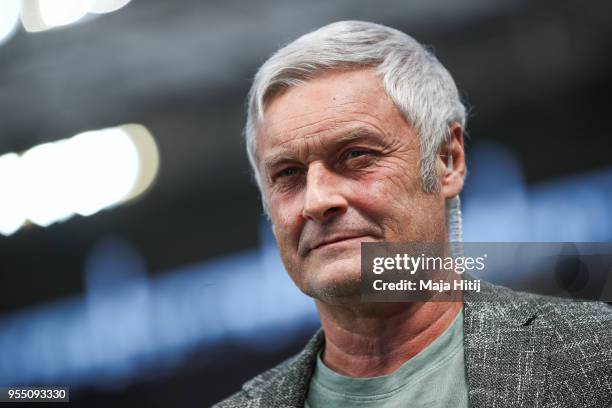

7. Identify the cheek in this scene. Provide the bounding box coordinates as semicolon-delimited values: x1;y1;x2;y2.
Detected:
347;181;383;211
347;164;420;212
345;163;435;238
269;192;303;249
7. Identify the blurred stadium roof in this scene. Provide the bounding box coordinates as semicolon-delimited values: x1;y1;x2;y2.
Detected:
0;0;610;309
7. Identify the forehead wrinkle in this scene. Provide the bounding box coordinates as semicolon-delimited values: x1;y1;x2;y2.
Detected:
265;109;393;151
262;124;394;173
263;98;380;141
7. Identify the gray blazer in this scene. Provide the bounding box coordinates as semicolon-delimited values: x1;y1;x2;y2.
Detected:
215;280;612;407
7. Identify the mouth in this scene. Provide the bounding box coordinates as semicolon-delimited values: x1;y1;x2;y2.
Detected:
310;235;371;252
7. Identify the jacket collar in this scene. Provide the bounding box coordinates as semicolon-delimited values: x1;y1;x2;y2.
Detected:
255;328;324;406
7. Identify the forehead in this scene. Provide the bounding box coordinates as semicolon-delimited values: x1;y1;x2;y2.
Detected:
257;69;408;161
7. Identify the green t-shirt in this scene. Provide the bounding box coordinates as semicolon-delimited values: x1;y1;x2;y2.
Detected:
305;308;469;407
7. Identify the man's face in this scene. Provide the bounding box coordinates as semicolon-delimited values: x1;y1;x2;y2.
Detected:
257;69;450;304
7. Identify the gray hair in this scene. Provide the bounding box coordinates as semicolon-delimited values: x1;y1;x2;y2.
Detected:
245;20;466;245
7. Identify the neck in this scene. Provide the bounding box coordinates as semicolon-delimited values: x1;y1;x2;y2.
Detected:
315;298;462;377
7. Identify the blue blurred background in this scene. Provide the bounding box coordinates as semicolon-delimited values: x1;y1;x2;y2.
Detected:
0;0;611;405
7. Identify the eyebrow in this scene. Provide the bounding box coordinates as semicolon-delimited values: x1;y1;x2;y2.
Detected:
262;127;388;174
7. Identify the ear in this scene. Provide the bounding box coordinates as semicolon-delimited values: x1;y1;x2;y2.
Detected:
441;123;466;200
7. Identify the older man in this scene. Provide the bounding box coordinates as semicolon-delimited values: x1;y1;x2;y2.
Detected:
216;21;612;407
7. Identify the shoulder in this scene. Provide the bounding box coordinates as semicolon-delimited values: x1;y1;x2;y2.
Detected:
539;297;612;365
466;278;612;325
530;293;612;406
473;279;612;364
213;329;325;407
466;280;612;405
465;279;612;356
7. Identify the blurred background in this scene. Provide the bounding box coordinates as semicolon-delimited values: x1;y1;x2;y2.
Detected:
0;0;611;405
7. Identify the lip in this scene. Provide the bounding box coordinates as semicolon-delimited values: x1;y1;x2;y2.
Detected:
311;235;370;252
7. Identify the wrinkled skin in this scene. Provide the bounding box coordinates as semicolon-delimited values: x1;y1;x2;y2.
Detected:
257;68;465;306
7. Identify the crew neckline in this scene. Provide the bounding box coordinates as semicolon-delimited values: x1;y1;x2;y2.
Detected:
311;307;464;398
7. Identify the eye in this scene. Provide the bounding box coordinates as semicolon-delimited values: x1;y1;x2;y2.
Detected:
277;167;304;178
344;149;375;161
347;149;371;158
339;148;378;171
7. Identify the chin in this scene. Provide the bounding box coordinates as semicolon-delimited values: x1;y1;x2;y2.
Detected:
302;256;363;303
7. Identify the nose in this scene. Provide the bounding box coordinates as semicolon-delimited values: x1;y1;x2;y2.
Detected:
302;162;348;223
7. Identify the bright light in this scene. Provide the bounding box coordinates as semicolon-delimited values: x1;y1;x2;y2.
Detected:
120;124;159;201
37;0;95;28
0;124;159;236
0;0;21;45
20;0;130;33
0;153;26;236
89;0;131;14
21;141;75;227
67;127;140;216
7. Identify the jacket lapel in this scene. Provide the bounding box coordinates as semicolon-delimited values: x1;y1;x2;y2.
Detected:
257;329;324;407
